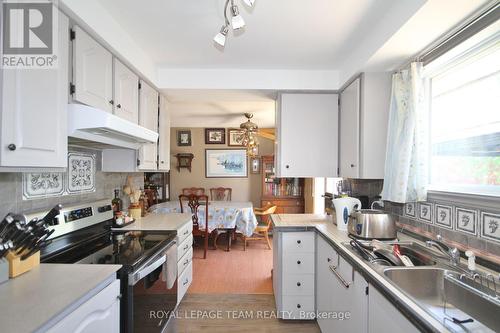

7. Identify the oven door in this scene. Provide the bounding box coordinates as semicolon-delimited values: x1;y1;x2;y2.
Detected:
126;244;178;333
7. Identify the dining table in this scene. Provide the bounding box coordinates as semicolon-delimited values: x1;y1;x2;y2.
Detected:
149;201;258;251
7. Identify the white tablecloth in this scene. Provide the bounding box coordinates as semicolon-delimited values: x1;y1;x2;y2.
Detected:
149;201;258;237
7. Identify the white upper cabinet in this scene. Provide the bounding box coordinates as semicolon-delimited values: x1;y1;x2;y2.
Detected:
138;80;159;170
113;59;139;123
339;73;391;179
339;78;361;178
0;9;69;168
158;95;171;171
73;26;113;113
276;93;338;178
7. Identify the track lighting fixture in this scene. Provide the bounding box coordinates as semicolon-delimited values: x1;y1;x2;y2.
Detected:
213;0;255;48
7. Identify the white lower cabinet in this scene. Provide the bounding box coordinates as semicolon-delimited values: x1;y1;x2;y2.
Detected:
47;280;120;333
368;286;419;333
273;231;316;319
176;220;193;305
316;235;367;333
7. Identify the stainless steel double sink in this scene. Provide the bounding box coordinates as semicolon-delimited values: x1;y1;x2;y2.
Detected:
343;241;500;332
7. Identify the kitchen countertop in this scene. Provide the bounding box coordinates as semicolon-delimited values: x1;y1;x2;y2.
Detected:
0;263;121;333
271;213;450;333
111;212;192;231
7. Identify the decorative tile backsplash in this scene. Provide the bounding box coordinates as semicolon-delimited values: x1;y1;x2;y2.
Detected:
67;153;96;194
22;173;65;199
455;207;478;235
401;201;500;248
481;212;500;243
23;152;96;200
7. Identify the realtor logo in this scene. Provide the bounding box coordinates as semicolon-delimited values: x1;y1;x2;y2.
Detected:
2;1;57;68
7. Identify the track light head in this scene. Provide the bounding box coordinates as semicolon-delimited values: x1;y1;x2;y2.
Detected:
231;5;245;30
213;25;229;47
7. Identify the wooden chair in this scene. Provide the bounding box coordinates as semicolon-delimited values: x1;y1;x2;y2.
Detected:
182;187;205;196
243;205;277;250
209;187;232;201
179;194;209;259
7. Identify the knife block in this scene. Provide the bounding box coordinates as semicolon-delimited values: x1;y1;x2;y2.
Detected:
6;250;40;278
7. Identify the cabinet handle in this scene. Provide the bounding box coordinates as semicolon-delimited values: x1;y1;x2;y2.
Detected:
296;304;301;309
297;260;301;265
109;100;114;105
184;259;189;266
296;240;301;244
327;258;332;262
296;282;301;287
7;144;16;151
350;164;355;168
161;161;165;164
329;265;351;289
183;244;189;250
116;104;122;109
183;278;189;286
117;294;122;300
183;230;189;235
285;165;290;169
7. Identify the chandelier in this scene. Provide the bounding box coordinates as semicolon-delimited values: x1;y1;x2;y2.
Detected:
240;113;259;157
213;0;256;47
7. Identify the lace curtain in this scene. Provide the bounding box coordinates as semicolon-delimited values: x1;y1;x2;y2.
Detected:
381;62;429;203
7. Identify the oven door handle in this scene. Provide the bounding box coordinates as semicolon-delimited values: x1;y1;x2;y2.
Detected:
129;255;166;285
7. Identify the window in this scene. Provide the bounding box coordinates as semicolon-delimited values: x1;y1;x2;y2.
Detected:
424;21;500;196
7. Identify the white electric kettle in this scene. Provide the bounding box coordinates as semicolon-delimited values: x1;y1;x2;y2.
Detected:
332;197;362;232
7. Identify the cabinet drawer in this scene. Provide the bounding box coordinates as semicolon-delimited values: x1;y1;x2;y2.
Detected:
177;261;192;305
282;232;315;253
281;295;315;320
283;252;314;274
177;234;193;261
317;236;339;268
177;247;193;277
283;274;314;296
177;221;193;244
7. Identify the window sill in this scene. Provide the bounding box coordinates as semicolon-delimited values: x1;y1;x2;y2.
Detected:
427;190;500;211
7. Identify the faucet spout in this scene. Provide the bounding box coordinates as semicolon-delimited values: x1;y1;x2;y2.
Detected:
425;235;460;266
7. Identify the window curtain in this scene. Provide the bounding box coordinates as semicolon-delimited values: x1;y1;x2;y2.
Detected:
381;62;429;203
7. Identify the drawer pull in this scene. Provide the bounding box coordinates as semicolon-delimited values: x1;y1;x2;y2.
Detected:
184;244;189;250
183;229;189;235
296;282;301;287
296;240;301;244
297;260;301;265
183;259;189;266
329;265;351;289
327;258;332;262
296;304;301;309
183;278;189;286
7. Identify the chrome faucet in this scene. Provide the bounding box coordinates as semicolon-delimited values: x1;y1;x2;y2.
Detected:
426;234;461;266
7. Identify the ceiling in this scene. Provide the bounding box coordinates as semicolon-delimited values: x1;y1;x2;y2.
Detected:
97;0;410;70
166;90;276;128
77;0;492;127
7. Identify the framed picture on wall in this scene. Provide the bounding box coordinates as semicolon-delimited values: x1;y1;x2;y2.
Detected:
177;130;191;146
205;128;225;144
228;128;246;146
250;157;260;174
205;149;247;178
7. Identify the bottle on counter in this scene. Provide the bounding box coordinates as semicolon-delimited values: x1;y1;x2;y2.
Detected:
112;189;122;214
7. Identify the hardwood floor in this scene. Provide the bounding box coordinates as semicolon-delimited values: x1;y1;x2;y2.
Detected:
170;294;320;333
189;234;273;294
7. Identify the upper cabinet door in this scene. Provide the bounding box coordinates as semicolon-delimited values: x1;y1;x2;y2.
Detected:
276;93;338;178
113;59;139;123
339;78;360;178
138;81;158;170
73;26;113;113
158;95;170;171
0;9;69;168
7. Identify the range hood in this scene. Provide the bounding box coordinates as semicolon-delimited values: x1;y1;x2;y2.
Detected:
67;104;158;149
